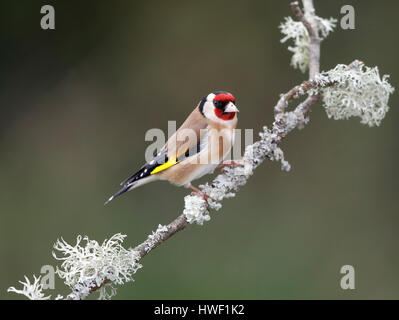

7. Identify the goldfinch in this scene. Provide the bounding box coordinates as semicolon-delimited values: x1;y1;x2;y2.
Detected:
105;91;239;205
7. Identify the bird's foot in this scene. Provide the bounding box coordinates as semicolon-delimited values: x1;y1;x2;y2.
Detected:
217;160;245;173
190;190;215;202
187;184;215;209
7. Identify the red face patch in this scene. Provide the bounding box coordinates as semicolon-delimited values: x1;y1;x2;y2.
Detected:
213;93;235;103
214;108;236;120
212;92;236;120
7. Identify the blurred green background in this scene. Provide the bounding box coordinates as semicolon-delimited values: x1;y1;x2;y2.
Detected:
0;0;398;299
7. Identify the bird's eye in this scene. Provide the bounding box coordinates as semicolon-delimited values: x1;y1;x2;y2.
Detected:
214;100;224;109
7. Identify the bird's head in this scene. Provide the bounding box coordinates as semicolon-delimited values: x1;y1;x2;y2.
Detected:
199;91;239;123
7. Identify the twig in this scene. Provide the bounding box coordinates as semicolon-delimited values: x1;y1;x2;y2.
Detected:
294;0;321;79
133;214;188;258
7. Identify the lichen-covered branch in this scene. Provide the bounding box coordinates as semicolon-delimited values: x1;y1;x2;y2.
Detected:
301;0;321;79
8;0;394;300
280;1;336;75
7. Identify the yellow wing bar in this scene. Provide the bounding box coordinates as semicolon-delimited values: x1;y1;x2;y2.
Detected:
150;158;179;174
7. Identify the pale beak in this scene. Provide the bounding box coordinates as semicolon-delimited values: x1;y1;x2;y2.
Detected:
224;102;239;113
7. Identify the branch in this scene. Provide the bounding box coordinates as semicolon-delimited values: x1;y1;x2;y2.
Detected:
293;0;321;79
134;214;188;258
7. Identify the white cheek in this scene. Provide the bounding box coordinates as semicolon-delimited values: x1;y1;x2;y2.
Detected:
207;93;216;101
203;103;219;122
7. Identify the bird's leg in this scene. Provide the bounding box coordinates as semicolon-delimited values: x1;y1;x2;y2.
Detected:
186;183;215;207
217;160;245;173
217;159;245;168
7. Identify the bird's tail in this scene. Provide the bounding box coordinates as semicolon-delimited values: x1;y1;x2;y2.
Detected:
104;184;131;205
104;175;156;205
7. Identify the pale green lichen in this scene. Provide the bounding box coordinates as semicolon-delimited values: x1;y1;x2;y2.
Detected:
53;233;142;300
280;15;336;72
183;195;210;225
317;61;395;126
8;275;51;300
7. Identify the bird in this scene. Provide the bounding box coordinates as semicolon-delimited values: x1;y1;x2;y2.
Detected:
105;91;241;205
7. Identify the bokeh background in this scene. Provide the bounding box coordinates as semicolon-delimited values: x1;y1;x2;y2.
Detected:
0;0;398;299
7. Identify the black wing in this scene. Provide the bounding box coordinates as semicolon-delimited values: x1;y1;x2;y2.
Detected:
120;148;169;186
